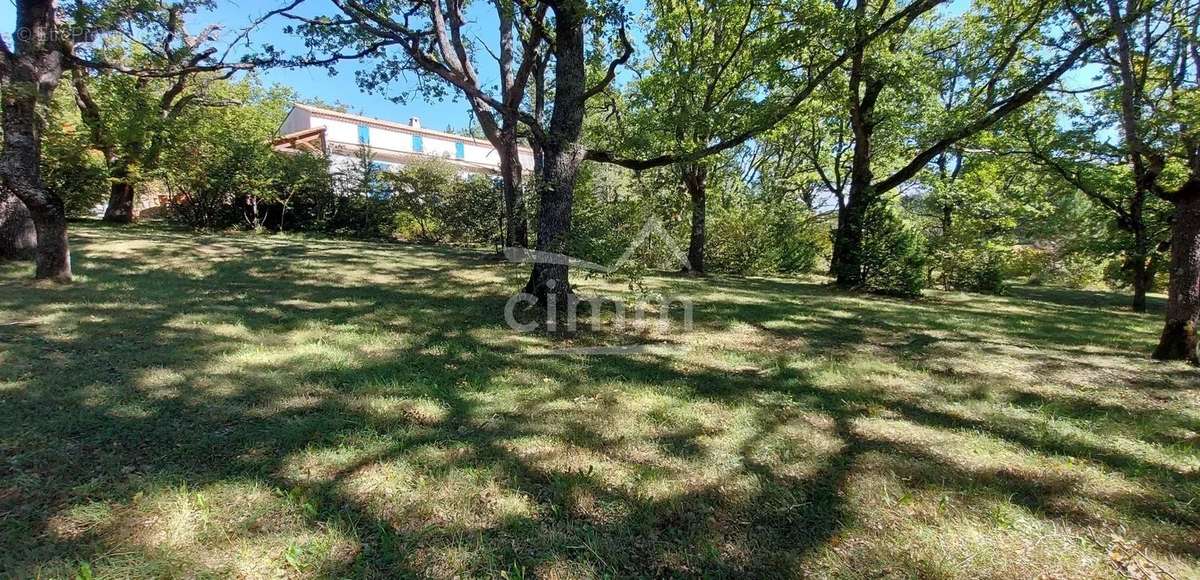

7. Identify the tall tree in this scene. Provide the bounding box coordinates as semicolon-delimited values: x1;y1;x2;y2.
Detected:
287;0;541;249
827;0;1141;289
1084;0;1200;362
70;1;289;223
604;0;800;274
0;0;72;280
1020;114;1172;312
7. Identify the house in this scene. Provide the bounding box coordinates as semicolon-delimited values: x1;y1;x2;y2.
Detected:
272;103;534;175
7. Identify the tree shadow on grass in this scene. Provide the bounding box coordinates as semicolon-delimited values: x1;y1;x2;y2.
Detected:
1;225;1198;577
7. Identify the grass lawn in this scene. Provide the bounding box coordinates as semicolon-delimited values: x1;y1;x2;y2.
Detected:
1;222;1198;579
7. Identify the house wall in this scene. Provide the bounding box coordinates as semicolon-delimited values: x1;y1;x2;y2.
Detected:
278;107;313;136
280;105;536;174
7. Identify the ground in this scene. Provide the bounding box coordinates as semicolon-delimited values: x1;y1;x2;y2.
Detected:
1;222;1197;579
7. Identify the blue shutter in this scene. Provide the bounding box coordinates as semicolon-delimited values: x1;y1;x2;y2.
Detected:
412;134;424;153
455;142;465;159
357;125;370;144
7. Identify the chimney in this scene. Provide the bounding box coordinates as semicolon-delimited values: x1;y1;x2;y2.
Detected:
409;116;421;128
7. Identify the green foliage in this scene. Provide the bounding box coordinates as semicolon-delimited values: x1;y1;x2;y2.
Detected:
860;201;928;297
566;163;829;278
42;124;110;216
1005;246;1054;282
383;158;503;245
165;138;272;230
940;243;1011;295
158;79;329;231
707;198;829;275
384;158;455;241
438;175;504;246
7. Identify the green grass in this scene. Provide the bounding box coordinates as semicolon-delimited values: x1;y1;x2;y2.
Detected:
1;222;1198;579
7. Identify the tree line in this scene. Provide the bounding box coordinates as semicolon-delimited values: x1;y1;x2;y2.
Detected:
0;0;1196;364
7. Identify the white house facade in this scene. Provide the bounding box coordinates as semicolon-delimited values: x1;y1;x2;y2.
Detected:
272;103;534;175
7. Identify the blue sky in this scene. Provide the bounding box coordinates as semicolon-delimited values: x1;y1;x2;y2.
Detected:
0;0;1096;135
0;0;508;131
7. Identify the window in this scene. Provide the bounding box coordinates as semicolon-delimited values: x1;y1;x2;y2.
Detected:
357;125;370;145
455;142;465;159
412;134;424;153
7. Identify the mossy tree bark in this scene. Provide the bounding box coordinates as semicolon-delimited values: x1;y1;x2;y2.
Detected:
0;0;70;281
0;190;37;260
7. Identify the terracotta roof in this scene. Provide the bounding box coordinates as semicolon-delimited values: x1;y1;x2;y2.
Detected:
290;103;534;154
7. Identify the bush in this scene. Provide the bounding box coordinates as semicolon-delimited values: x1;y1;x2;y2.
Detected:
42;127;110;216
860;201;928;297
939;244;1010;294
1053;253;1108;289
438;175;503;246
1006;245;1054;282
164;139;274;230
706;200;778;275
384;159;503;246
706;199;830;275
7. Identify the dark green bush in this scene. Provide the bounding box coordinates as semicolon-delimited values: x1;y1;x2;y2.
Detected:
860;201;928;297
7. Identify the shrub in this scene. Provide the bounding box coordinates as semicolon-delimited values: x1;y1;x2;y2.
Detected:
860;201;928;297
1053;252;1108;289
384;159;503;246
940;244;1010;294
706;201;777;275
42;127;109;216
1006;245;1054;282
706;199;830;275
438;175;503;246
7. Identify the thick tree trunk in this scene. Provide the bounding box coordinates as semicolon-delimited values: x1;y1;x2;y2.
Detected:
1153;191;1200;363
522;1;586;308
0;190;37;260
683;163;707;274
524;142;583;305
0;0;70;281
29;201;70;279
831;97;878;287
832;34;881;289
832;181;872;287
103;173;136;223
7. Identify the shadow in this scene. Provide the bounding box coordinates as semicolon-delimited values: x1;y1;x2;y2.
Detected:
1;224;1198;577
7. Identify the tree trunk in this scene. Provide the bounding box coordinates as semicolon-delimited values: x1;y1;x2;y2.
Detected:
1131;256;1151;313
1129;223;1153;313
683;163;707;274
0;189;37;260
828;193;847;276
524;142;583;306
0;0;70;281
103;172;136;223
499;128;528;248
831;112;878;287
832;31;882;289
1153;191;1200;363
522;0;586;308
832;182;872;287
29;201;70;279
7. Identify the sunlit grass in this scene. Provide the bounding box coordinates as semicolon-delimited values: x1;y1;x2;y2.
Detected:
1;222;1197;578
